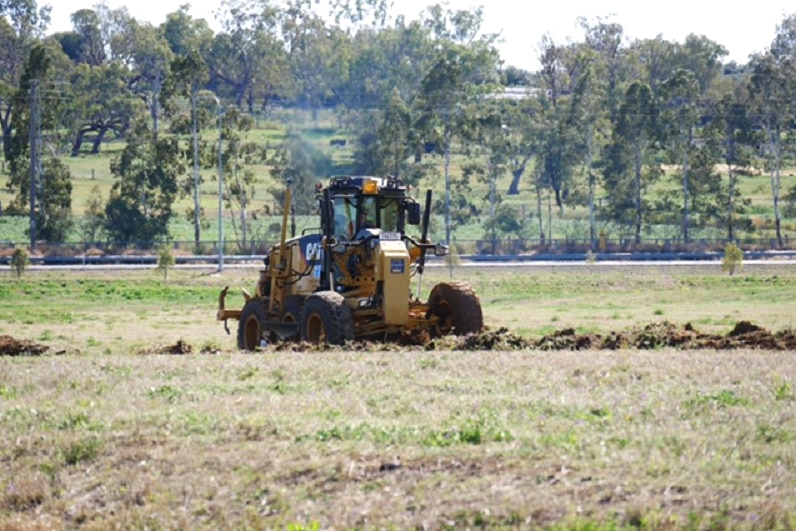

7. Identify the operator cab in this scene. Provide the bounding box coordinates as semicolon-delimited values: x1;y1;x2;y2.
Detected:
327;176;419;242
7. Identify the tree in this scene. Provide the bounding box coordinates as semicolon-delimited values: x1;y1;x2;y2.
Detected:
162;50;210;247
160;5;213;58
207;0;288;111
533;37;593;215
462;98;514;247
10;247;29;278
66;8;105;66
5;42;73;245
80;184;105;243
705;89;754;240
156;245;175;281
216;106;267;250
671;34;727;95
65;62;143;155
34;158;73;242
105;119;182;244
281;3;350;118
722;242;743;276
602;81;660;244
660;69;700;242
748;52;792;249
0;0;51;161
112;19;174;133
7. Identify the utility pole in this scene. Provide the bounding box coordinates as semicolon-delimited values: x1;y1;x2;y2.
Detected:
29;80;39;250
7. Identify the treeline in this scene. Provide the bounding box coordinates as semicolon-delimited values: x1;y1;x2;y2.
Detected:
1;0;796;249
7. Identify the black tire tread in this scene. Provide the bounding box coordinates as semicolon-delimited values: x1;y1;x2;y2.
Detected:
300;291;355;345
428;280;483;335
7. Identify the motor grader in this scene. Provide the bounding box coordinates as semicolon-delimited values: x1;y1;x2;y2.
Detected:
217;175;483;348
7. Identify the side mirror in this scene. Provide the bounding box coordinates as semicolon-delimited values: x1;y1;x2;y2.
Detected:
406;202;421;225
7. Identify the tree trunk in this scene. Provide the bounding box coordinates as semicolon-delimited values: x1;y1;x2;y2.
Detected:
192;92;201;247
681;148;689;243
443;127;452;245
634;143;643;245
71;129;86;157
536;180;545;244
586;133;595;251
90;127;108;154
508;155;531;195
768;127;783;249
725;132;736;241
726;160;735;241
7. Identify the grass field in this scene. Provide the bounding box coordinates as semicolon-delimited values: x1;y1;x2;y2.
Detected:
1;263;796;529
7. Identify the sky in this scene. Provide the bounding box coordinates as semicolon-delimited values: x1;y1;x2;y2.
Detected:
45;0;795;71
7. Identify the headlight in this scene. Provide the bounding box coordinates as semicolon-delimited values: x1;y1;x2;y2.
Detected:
434;243;449;256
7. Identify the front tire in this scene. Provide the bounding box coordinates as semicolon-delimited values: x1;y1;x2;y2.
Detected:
428;281;483;336
300;291;354;345
237;299;267;351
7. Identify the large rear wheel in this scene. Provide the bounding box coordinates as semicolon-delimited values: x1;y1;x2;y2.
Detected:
428;281;483;336
300;291;354;345
237;299;267;351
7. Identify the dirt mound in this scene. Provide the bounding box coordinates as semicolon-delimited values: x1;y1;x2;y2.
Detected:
0;335;49;356
446;321;796;351
136;339;194;355
257;321;796;352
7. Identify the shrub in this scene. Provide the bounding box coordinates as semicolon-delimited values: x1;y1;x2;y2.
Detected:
721;243;743;276
157;245;176;281
10;247;30;278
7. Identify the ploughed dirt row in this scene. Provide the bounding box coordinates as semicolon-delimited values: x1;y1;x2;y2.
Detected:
3;321;795;356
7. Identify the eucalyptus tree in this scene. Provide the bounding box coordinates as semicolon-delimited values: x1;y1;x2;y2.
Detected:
207;0;288;111
627;36;676;98
105;118;182;244
747;13;796;248
533;36;593;216
578;16;626;126
414;4;500;243
704;89;754;240
671;34;727;95
110;20;173;133
66;61;144;155
217;106;267;250
161;49;210;246
344;18;437;111
160;5;214;58
748;51;793;249
601;81;660;244
65;9;105;65
6;41;76;244
659;69;700;242
280;1;350;119
0;0;50;161
460;98;514;247
356;88;419;180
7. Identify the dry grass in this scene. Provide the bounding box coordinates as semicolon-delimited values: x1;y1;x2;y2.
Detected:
1;349;795;529
1;263;796;529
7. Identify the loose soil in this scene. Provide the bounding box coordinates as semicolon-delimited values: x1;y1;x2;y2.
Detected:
0;335;49;356
3;321;794;356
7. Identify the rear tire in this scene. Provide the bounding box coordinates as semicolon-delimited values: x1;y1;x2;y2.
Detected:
428;281;483;336
300;291;354;345
237;299;267;351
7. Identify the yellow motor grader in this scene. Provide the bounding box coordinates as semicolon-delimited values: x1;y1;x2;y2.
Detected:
217;175;483;348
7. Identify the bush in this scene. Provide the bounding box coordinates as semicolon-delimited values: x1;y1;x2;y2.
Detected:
722;243;743;276
10;248;30;278
157;245;176;281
